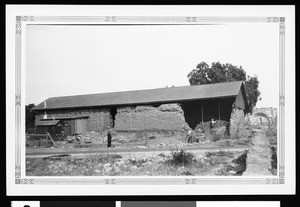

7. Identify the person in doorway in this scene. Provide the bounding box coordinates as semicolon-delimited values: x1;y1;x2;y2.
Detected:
107;130;112;148
60;131;65;141
210;118;216;129
185;129;194;143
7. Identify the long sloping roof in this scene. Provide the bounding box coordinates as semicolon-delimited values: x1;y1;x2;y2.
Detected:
32;81;245;111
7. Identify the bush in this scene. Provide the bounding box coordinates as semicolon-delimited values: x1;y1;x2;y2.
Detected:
266;128;277;138
210;131;222;142
169;147;195;166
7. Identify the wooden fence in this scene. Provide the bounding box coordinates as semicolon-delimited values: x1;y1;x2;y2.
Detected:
26;132;55;147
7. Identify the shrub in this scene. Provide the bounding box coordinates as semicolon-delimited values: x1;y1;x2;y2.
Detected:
168;147;195;166
266;128;277;138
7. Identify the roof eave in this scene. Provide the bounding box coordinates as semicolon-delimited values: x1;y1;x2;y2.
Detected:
31;95;238;111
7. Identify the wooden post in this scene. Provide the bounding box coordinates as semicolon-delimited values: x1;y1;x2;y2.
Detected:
53;126;55;140
45;134;48;148
218;100;221;121
47;132;55;147
201;102;204;123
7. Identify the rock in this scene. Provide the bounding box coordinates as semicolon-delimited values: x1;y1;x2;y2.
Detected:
104;167;112;173
113;167;121;174
103;163;111;168
238;137;249;145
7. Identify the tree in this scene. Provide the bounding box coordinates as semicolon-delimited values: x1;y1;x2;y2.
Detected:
187;61;261;113
244;75;261;113
26;103;37;133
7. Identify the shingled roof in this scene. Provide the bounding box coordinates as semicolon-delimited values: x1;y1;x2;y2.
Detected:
32;81;247;111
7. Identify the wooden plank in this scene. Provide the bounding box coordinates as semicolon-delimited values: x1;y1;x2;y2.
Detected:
201;102;204;123
27;134;48;137
47;132;55;147
218;100;221;121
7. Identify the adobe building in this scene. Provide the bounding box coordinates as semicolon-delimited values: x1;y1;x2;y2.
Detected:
31;81;250;139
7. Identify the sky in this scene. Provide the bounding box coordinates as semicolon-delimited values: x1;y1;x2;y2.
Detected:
26;23;279;108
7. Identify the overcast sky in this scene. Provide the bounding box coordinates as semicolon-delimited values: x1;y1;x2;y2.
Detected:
26;23;279;108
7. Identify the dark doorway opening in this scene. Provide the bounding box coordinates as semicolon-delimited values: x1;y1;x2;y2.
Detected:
181;98;235;129
181;101;203;129
110;108;117;127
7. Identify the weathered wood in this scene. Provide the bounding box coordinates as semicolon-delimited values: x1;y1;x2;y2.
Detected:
201;102;204;123
27;134;48;137
47;132;55;147
27;133;55;147
218;100;221;121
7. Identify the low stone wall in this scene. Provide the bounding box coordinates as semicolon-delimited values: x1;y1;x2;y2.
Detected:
114;104;190;134
35;108;113;132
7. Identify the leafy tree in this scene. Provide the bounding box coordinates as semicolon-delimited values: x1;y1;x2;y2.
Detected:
244;75;261;113
26;103;37;133
187;61;261;113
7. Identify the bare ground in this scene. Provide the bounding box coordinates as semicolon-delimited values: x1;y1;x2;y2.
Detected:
243;126;273;176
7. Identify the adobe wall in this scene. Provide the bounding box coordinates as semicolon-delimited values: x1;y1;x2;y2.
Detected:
230;107;245;138
114;104;190;134
35;108;113;132
248;107;277;126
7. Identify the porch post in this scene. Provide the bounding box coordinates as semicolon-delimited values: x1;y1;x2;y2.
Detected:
218;100;221;121
201;102;204;123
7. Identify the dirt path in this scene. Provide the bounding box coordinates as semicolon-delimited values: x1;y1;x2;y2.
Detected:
26;145;249;159
243;127;273;176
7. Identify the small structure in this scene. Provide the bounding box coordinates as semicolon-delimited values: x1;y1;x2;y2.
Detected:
36;120;64;140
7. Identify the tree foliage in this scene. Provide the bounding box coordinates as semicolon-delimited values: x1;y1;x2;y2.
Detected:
187;61;261;113
26;103;37;133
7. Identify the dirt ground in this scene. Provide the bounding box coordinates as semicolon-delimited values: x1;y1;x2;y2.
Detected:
26;124;277;176
26;148;247;176
243;126;276;176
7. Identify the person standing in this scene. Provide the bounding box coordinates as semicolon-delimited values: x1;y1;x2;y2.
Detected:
107;130;112;148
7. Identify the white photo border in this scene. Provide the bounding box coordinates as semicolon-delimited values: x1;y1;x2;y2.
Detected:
14;15;286;186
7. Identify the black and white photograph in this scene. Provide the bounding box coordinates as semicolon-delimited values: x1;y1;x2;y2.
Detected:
25;23;278;177
6;5;295;195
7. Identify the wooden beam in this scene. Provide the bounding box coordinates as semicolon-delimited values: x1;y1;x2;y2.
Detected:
47;132;55;147
201;102;204;123
218;100;221;121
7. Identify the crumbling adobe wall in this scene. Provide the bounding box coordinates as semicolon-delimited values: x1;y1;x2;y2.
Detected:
35;108;113;132
230;107;245;138
114;104;190;134
248;107;277;126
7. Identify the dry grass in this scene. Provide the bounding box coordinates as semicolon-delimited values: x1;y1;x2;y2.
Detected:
26;148;245;176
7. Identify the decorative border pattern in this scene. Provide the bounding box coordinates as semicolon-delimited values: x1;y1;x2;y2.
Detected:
16;16;285;185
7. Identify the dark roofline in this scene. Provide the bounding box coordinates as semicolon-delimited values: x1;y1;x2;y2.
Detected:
32;81;245;111
42;81;244;100
32;95;238;111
